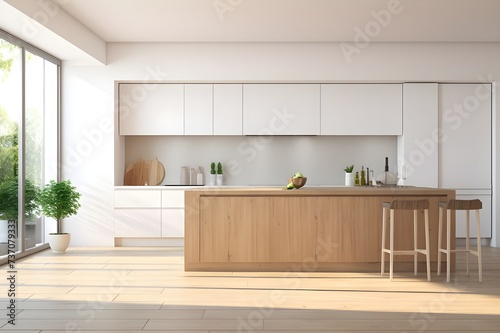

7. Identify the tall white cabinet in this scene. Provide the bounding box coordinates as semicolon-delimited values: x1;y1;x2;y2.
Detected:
438;83;492;238
398;83;439;187
398;83;492;239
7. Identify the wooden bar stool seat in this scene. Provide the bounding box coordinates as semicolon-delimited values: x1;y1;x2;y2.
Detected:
381;199;431;281
437;199;483;282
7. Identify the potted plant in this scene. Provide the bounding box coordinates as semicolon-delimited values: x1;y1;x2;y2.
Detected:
209;162;216;186
216;162;223;186
39;179;81;253
0;178;40;249
344;165;354;186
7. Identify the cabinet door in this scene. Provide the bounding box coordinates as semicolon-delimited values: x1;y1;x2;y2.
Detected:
185;84;213;135
438;84;491;189
162;209;184;237
162;190;184;208
119;83;184;135
243;84;320;135
214;84;243;135
399;83;439;187
115;190;161;208
321;84;402;135
114;209;161;237
455;191;491;238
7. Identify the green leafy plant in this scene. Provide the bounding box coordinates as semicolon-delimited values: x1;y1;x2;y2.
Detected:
0;178;40;222
39;180;81;234
210;162;216;175
344;165;354;173
217;162;223;175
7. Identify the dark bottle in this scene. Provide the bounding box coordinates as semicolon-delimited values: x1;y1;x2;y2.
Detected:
385;157;389;172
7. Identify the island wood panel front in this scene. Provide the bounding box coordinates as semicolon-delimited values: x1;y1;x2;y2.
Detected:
185;188;455;271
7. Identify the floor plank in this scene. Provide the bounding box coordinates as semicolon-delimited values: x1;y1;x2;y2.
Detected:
0;246;499;332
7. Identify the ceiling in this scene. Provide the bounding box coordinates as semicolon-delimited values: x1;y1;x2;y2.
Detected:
57;0;500;43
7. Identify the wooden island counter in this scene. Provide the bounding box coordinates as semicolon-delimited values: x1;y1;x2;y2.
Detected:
184;186;455;272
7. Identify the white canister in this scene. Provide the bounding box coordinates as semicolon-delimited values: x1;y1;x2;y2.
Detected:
189;168;196;185
180;166;189;185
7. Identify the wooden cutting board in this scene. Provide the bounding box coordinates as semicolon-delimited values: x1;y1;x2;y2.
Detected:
124;158;165;186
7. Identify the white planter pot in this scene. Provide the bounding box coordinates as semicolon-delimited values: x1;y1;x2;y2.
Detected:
48;233;71;254
209;174;216;186
216;174;224;186
345;172;354;186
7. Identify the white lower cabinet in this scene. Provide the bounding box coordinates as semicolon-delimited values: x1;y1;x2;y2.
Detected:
114;209;161;237
114;189;185;240
162;209;184;237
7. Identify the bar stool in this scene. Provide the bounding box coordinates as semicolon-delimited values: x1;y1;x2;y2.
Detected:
381;199;431;281
437;199;482;283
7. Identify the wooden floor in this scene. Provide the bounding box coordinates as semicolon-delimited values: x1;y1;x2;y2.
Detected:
0;246;499;332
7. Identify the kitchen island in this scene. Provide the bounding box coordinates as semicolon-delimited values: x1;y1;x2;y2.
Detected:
184;186;455;272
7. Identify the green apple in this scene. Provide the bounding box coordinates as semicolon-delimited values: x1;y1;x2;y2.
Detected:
286;182;295;189
293;172;304;178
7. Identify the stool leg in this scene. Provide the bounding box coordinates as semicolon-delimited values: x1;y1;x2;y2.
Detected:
466;210;470;277
437;206;443;276
476;209;482;283
446;209;451;283
424;209;431;281
390;209;394;281
381;207;387;276
413;210;418;276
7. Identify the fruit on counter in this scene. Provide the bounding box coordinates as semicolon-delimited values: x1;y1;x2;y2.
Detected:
285;182;295;190
293;172;304;178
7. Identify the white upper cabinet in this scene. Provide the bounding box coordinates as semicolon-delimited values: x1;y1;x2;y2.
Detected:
243;84;321;135
320;84;403;135
214;84;243;135
399;83;439;187
119;83;184;135
438;83;492;189
185;84;213;135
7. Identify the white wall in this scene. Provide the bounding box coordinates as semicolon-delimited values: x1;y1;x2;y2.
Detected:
62;42;500;246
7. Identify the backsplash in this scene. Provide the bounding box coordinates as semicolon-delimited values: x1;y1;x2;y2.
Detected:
123;136;397;186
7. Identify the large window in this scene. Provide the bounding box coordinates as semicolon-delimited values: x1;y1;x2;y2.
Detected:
0;31;60;259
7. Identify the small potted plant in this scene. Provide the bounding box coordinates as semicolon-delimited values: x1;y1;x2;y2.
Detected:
344;165;354;186
209;162;216;186
39;179;81;253
216;162;223;186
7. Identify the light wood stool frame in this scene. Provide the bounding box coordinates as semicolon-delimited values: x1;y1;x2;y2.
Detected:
381;199;431;281
437;199;483;283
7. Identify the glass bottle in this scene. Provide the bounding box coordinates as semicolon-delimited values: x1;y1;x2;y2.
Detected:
360;166;366;186
354;172;360;186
